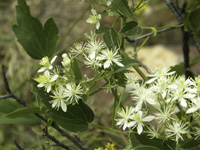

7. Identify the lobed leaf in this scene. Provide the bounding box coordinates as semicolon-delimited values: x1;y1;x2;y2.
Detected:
12;0;59;59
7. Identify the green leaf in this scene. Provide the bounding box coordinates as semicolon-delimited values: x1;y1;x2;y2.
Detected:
182;145;200;150
111;0;134;19
135;145;160;150
111;28;119;48
180;138;200;149
32;80;94;132
0;99;40;126
170;55;200;76
12;0;59;59
129;132;176;150
189;7;200;33
120;21;138;33
96;26;110;34
103;27;119;50
47;100;94;132
194;31;200;45
4;107;41;118
114;57;139;73
71;58;82;83
124;26;143;37
120;21;142;37
129;132;140;147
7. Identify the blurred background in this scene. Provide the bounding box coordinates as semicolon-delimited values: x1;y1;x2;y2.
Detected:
0;0;199;149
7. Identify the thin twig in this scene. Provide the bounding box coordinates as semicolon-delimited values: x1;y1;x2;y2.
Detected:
13;139;24;150
164;0;182;23
1;65;88;150
51;123;88;150
125;24;181;42
2;65;29;107
0;94;13;99
42;126;71;150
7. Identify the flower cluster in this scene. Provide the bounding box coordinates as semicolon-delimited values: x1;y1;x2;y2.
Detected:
72;31;124;71
36;54;84;112
36;32;124;112
116;67;200;142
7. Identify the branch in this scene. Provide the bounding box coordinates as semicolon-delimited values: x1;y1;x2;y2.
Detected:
125;24;181;42
42;126;71;150
1;65;88;150
164;0;182;23
13;139;24;150
0;94;13;99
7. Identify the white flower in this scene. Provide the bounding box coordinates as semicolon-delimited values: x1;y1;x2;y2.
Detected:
85;39;104;60
37;70;58;93
155;105;175;123
50;86;67;112
65;83;84;104
98;50;124;69
116;107;135;130
131;83;156;111
151;76;171;99
147;126;159;139
70;42;85;57
165;121;188;142
38;56;57;72
186;97;200;114
129;111;155;135
171;87;195;108
84;56;102;69
147;67;175;84
61;53;71;68
86;9;101;29
194;127;200;139
125;73;138;87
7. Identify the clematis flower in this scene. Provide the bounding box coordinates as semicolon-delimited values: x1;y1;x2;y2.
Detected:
186;97;200;114
131;83;156;111
37;70;58;93
65;83;84;104
97;50;124;69
38;56;57;73
147;67;175;84
85;39;105;60
155;105;175;123
129;111;155;135
86;9;101;29
116;107;135;130
166;121;188;142
50;85;67;112
70;42;85;57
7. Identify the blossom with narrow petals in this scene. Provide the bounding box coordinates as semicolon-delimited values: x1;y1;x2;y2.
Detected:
129;111;155;135
38;56;57;73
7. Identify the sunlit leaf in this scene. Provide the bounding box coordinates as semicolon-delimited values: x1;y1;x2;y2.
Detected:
12;0;59;59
